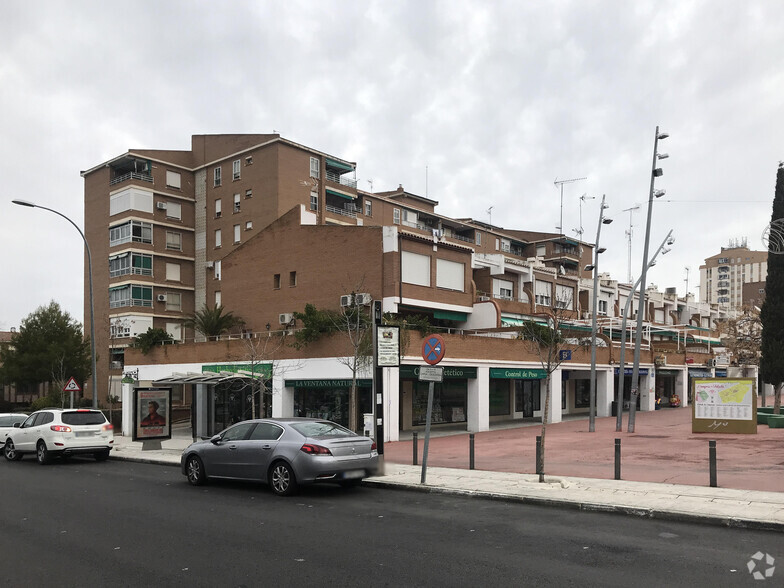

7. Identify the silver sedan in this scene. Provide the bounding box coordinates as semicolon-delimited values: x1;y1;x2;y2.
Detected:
181;418;378;496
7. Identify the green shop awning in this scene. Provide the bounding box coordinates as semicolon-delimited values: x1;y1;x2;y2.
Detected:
325;188;354;200
433;310;468;321
490;368;547;379
203;363;272;379
326;158;354;173
285;379;372;388
399;366;477;379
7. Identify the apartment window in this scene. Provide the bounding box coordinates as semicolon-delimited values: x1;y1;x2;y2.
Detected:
598;300;608;315
475;232;481;246
401;251;430;287
245;156;253;165
393;209;401;224
165;170;181;189
214;166;222;187
310;191;318;211
245;188;252;199
365;200;372;217
234;193;241;213
110;187;153;216
215;198;222;218
535;281;552;306
274;274;281;289
310;156;320;179
109;221;152;246
215;229;222;248
234;224;241;244
166;202;182;220
109;253;152;277
436;259;465;291
165;262;181;282
494;279;514;300
536;244;546;257
555;284;574;310
165;292;182;312
166;231;182;251
166;322;183;342
215;290;221;306
289;271;297;287
214;260;221;281
109;285;152;309
245;221;253;230
232;159;241;181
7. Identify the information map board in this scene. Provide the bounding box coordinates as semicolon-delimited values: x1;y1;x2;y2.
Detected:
691;378;757;434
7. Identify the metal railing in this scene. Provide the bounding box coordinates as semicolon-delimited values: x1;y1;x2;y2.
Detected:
110;172;153;186
325;170;357;188
325;204;357;218
110;267;153;278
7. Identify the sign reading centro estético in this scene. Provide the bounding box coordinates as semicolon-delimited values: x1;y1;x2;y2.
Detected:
399;366;477;379
489;368;547;379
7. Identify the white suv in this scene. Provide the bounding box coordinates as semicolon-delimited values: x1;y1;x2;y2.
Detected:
4;408;114;464
0;413;28;445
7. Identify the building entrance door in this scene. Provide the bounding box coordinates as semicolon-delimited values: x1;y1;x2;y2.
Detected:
515;380;536;418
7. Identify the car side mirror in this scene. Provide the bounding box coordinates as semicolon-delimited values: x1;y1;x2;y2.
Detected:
14;422;21;428
210;434;222;445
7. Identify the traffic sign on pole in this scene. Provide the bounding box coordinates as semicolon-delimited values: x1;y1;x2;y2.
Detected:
421;335;446;365
63;377;82;393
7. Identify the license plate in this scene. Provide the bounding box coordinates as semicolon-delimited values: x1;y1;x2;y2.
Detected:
75;431;95;437
342;469;364;480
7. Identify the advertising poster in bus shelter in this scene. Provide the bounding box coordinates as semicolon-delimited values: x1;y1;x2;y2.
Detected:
133;387;172;441
692;378;756;434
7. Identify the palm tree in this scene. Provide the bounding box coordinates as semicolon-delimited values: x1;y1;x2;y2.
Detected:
185;304;245;341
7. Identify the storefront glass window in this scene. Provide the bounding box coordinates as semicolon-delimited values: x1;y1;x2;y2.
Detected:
412;380;467;425
294;386;371;429
574;379;590;408
489;380;511;416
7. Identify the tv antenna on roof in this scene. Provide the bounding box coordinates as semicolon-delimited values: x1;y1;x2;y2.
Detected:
622;204;641;283
486;206;494;226
554;176;587;235
573;193;595;239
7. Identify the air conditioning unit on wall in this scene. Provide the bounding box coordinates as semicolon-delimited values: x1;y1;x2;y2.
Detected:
157;294;167;302
340;295;352;307
355;293;372;306
279;313;293;325
156;202;167;210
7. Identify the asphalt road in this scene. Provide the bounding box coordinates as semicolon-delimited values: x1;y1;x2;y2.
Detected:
0;458;781;587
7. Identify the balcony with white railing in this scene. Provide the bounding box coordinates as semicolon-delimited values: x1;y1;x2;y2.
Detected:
325;170;357;189
110;172;153;186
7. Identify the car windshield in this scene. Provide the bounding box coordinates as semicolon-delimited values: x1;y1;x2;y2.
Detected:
290;421;357;438
61;411;107;426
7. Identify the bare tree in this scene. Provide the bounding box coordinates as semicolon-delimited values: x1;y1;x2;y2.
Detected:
237;329;300;419
517;290;586;482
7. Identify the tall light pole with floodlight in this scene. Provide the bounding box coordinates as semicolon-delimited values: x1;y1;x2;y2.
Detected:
586;195;612;432
12;199;98;409
615;230;674;432
627;127;669;433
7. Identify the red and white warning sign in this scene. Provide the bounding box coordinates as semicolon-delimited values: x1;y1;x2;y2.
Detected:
63;377;82;393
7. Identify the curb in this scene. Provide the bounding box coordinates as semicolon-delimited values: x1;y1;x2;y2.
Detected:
110;455;181;468
362;479;784;533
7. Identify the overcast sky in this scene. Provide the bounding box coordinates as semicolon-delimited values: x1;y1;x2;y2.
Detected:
1;0;781;331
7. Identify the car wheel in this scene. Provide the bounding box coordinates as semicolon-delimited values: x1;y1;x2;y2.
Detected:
4;440;22;461
36;441;50;465
94;450;110;462
270;461;298;496
185;455;206;486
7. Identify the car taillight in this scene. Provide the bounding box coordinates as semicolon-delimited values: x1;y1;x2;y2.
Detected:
371;441;377;451
102;424;114;432
50;425;72;433
300;443;332;456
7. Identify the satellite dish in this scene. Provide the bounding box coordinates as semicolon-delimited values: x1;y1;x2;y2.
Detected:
559;265;566;275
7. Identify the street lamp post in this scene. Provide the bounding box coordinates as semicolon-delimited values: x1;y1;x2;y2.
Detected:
12;199;98;409
615;230;674;432
586;194;613;432
627;127;669;433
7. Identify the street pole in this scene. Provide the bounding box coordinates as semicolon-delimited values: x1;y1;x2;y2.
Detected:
589;195;612;432
628;127;669;433
12;199;98;409
615;230;673;431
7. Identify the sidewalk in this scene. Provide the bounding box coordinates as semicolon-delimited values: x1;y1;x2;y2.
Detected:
110;419;784;532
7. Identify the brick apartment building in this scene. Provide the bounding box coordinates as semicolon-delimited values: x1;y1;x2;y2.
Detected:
80;134;739;439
